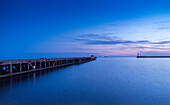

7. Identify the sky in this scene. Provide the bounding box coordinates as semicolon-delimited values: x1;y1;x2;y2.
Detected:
1;0;170;57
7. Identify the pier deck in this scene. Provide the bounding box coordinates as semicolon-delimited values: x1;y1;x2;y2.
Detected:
0;56;96;78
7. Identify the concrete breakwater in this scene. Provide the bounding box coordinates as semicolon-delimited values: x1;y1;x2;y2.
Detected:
137;56;170;58
0;55;96;78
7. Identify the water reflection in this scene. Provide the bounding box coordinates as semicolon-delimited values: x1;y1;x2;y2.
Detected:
0;67;63;90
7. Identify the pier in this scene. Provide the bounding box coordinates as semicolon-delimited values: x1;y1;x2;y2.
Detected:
137;56;170;58
0;55;96;78
136;53;170;58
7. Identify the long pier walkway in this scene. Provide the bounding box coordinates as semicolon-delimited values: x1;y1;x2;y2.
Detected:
0;55;96;78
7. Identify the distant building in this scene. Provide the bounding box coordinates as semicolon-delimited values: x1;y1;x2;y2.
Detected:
91;55;95;59
91;55;95;58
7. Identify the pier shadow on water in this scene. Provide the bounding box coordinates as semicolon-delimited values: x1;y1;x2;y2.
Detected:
0;66;69;91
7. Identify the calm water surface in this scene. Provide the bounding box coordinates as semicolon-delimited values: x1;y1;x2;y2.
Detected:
1;57;170;105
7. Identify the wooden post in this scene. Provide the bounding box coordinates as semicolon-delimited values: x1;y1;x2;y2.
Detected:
10;63;12;75
53;61;55;67
20;63;22;72
45;61;46;69
40;61;41;68
28;63;30;70
73;59;75;64
79;59;81;64
34;62;36;70
49;61;51;68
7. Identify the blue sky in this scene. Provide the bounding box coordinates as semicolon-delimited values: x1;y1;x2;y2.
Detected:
1;0;170;57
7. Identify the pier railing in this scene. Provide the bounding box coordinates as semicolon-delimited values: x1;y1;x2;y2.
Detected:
0;56;96;78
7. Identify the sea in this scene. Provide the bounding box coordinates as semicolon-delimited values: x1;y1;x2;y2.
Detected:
1;57;170;105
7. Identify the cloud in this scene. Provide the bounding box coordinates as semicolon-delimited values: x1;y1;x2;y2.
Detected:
154;41;170;44
75;35;170;45
135;46;149;49
84;39;151;45
139;51;170;56
158;27;170;30
36;15;170;56
134;46;170;50
154;20;170;24
75;33;119;41
108;23;119;26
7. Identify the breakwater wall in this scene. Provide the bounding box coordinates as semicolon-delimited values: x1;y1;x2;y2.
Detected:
0;56;96;78
137;56;170;58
